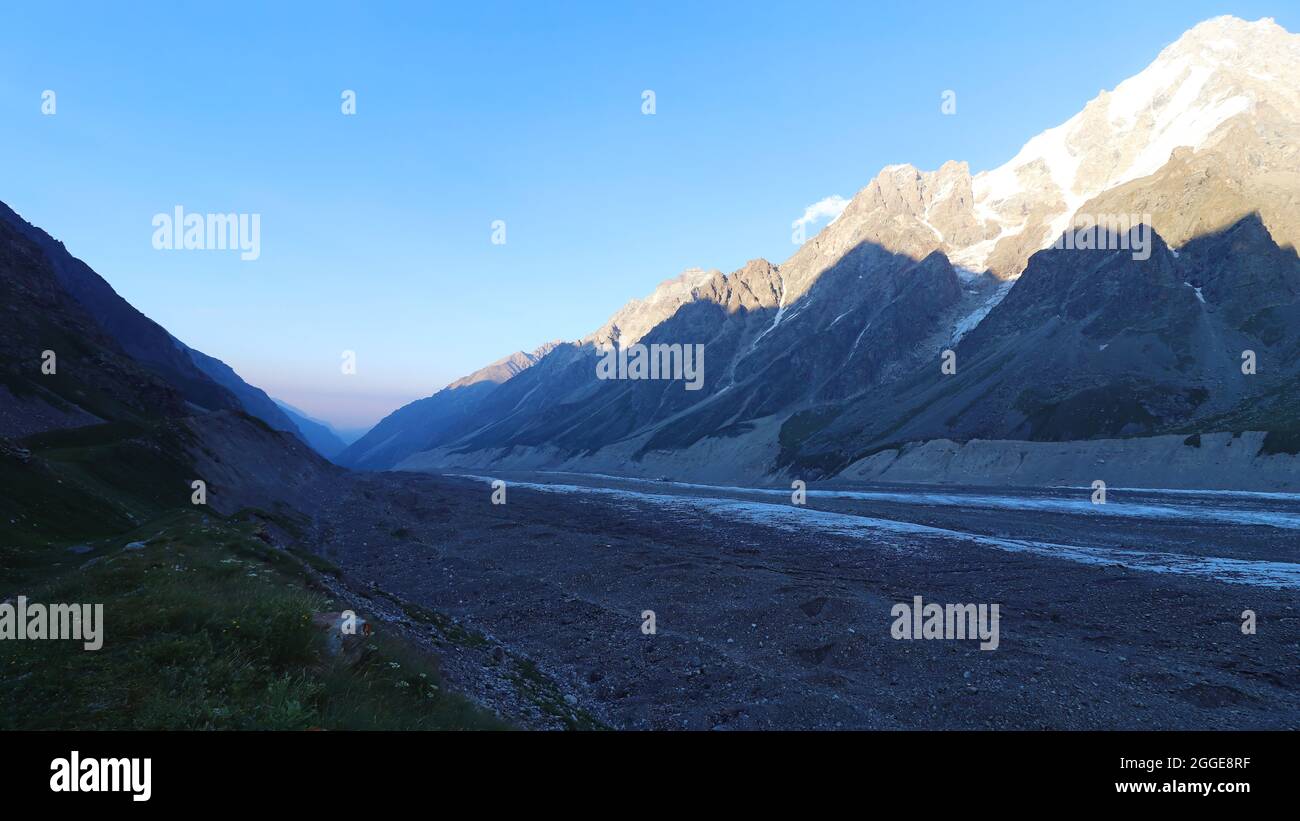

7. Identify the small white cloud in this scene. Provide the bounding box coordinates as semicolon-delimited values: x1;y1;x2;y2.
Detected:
793;195;849;229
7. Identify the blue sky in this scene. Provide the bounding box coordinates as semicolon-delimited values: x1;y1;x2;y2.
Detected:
1;1;1291;429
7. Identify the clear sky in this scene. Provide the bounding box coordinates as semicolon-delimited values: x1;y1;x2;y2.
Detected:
1;1;1291;430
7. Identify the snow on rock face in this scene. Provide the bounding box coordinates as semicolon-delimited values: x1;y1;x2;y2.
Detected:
342;17;1300;477
767;16;1298;290
967;16;1299;277
951;280;1015;344
489;17;1299;390
564;17;1299;401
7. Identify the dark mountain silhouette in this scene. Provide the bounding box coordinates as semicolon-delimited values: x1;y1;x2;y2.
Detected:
0;201;341;460
0;202;335;525
274;399;349;460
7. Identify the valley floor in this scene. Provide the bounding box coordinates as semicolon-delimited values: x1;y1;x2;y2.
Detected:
308;470;1300;730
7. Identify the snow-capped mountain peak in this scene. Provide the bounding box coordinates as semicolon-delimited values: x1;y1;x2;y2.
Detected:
769;16;1299;292
969;15;1299;275
561;19;1299;366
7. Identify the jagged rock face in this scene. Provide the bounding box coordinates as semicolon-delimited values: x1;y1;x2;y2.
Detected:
589;268;729;348
800;161;992;277
969;16;1300;276
447;344;558;390
791;213;1300;475
792;16;1300;283
351;16;1300;479
454;260;806;454
369;240;965;465
1083;106;1300;258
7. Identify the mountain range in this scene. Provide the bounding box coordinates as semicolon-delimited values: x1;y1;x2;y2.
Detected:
1;16;1296;492
5;12;1297;734
335;16;1300;489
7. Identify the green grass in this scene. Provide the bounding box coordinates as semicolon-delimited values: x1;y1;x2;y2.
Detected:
0;509;508;730
0;452;137;558
1;419;196;558
1;421;509;730
27;423;197;522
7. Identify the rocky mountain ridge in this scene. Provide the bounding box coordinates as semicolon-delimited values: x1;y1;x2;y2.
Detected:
343;16;1300;486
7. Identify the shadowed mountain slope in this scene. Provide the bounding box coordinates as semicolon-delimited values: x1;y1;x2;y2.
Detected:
352;17;1300;485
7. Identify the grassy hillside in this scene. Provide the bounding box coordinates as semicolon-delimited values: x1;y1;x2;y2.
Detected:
0;426;508;730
